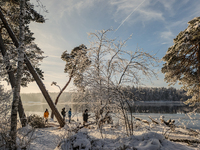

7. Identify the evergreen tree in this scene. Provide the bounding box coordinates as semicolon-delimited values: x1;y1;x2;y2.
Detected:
61;44;91;90
0;0;45;127
0;0;45;87
51;44;91;119
0;0;65;128
162;17;200;106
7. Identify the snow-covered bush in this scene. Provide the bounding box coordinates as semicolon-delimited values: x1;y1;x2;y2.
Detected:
0;85;37;149
56;131;195;150
57;132;91;150
27;114;45;128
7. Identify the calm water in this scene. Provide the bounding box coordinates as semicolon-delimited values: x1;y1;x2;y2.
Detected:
23;102;200;130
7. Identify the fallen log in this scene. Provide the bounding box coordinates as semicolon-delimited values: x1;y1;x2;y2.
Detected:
160;116;199;137
133;116;150;125
70;112;113;132
176;126;200;137
71;121;97;133
167;137;200;145
148;116;159;124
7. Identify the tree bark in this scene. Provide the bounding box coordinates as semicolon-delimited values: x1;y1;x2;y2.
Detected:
0;33;27;127
0;6;65;127
198;43;200;101
10;0;25;148
25;57;65;127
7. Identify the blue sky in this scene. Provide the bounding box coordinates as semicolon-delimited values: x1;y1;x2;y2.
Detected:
4;0;200;93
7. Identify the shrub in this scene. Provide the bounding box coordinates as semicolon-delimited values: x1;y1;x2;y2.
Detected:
27;114;45;128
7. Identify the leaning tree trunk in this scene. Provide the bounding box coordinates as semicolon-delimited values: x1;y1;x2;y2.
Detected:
10;0;25;148
0;33;27;127
0;5;65;128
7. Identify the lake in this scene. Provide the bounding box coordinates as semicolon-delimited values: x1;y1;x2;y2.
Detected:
22;101;200;130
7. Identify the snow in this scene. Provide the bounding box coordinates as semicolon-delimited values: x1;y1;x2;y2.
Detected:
56;130;196;150
29;127;61;150
23;113;200;150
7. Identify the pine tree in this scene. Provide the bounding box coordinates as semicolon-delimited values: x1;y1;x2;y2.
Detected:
1;1;65;127
0;0;45;127
51;44;91;119
0;0;45;87
162;17;200;106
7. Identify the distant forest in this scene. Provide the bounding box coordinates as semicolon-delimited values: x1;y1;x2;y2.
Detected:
20;92;73;103
122;86;190;102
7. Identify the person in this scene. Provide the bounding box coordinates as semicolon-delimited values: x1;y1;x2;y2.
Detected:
44;109;49;123
61;108;66;121
68;108;72;123
83;109;90;126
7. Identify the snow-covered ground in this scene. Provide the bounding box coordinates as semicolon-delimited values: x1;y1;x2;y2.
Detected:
24;112;200;150
57;130;196;150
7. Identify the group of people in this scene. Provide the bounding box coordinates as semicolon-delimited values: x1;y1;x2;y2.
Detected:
43;108;90;125
43;108;71;123
61;107;72;123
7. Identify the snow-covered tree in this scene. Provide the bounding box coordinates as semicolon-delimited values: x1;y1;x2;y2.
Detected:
0;0;47;122
51;44;91;119
77;29;158;136
10;0;26;148
1;0;65;128
0;0;45;87
61;44;91;91
0;0;46;128
162;17;200;106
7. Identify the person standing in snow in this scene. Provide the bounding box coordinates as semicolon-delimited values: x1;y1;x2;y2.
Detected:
68;108;72;123
61;108;66;121
44;109;49;123
83;109;90;125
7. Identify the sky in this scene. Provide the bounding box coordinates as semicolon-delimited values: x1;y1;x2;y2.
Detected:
2;0;200;93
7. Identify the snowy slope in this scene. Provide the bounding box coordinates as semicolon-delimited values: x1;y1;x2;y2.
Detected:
26;118;199;150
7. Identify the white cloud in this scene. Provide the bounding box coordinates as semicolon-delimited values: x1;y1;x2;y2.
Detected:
160;30;174;42
158;0;176;13
42;0;98;19
37;0;165;26
137;9;164;21
110;0;164;25
41;59;64;67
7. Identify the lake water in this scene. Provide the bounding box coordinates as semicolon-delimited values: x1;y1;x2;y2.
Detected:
23;102;200;130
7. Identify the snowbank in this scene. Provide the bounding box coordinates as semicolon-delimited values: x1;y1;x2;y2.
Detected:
56;131;196;150
24;112;199;150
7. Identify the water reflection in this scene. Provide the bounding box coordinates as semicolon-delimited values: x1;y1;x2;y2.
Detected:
23;102;200;130
23;102;197;114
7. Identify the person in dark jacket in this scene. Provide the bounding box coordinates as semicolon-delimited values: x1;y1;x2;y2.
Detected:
61;108;66;121
68;108;72;123
83;109;90;125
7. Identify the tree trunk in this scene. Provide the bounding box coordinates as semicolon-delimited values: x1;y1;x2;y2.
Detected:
0;6;65;127
198;43;200;101
51;74;73;119
10;0;25;148
0;33;27;127
25;57;65;126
